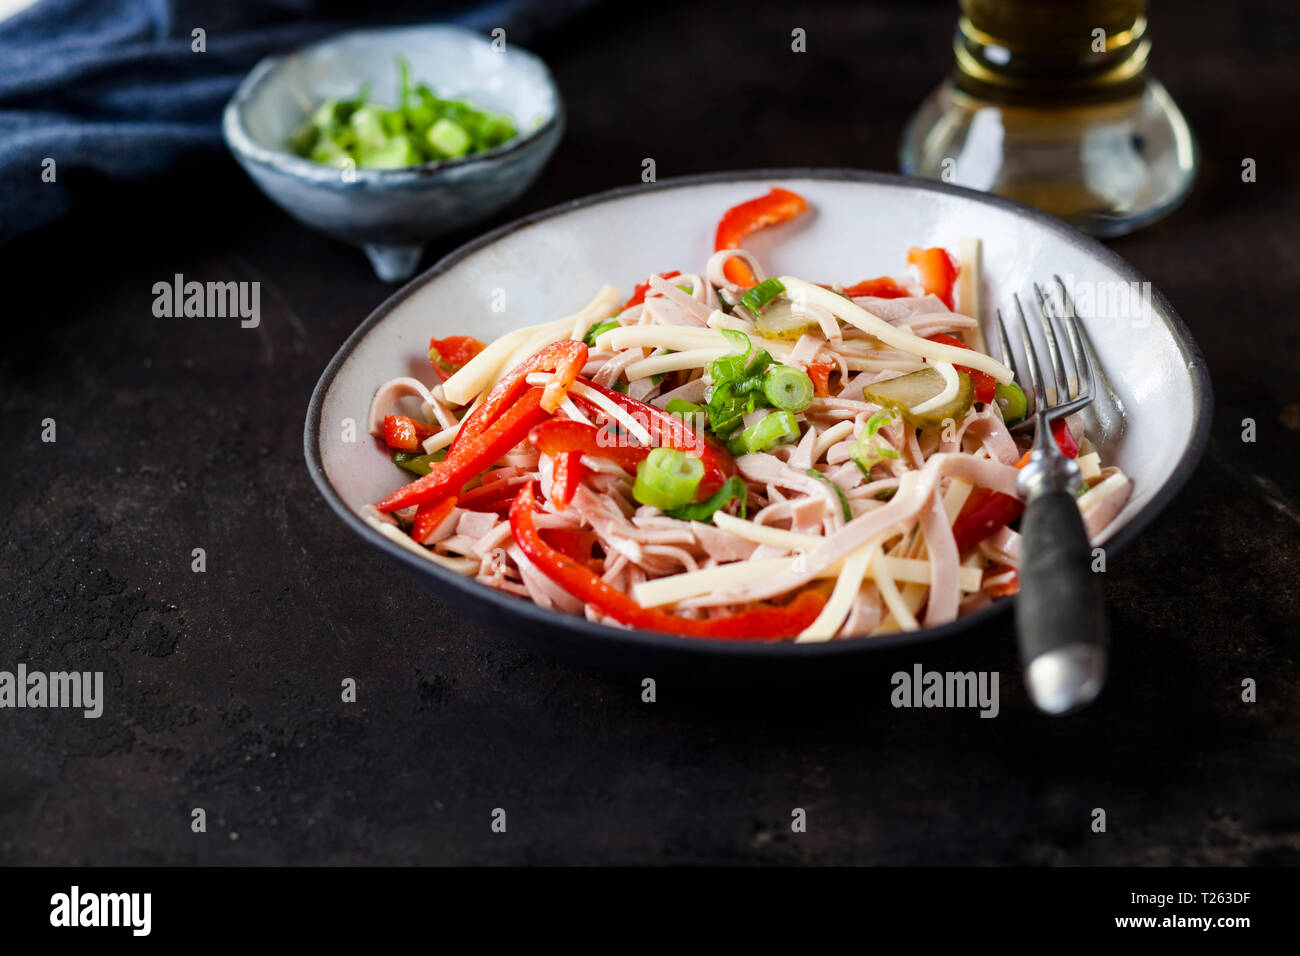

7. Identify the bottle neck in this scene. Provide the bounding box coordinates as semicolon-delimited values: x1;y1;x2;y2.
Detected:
953;0;1149;106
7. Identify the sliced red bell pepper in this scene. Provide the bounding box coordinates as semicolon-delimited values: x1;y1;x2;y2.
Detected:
539;527;599;567
550;450;586;510
376;387;550;513
411;495;458;543
715;187;809;288
983;564;1020;598
570;379;736;496
458;474;532;513
450;339;588;454
841;276;908;299
953;488;1023;552
806;362;833;398
907;247;960;310
926;333;996;405
509;483;826;639
428;336;487;382
1052;418;1079;459
528;420;651;473
953;421;1081;550
382;414;438;451
622;271;681;311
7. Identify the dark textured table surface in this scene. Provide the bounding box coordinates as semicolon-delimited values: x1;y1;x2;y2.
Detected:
2;0;1297;865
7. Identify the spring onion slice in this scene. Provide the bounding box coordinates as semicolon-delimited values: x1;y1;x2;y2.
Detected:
664;475;748;523
633;448;705;510
763;364;814;412
739;277;785;314
730;410;800;455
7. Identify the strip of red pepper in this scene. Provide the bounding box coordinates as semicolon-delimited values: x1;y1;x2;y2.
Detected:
449;339;588;455
907;247;960;310
806;362;833;398
509;483;826;639
568;379;736;496
529;420;650;473
715;187;809;288
375;387;550;513
621;271;681;311
550;450;586;510
952;421;1080;551
925;333;997;404
382;415;438;451
411;496;458;543
841;276;908;299
428;336;487;382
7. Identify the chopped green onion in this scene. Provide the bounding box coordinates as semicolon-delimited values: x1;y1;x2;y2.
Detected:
875;488;897;501
666;398;708;432
851;410;900;476
763;365;814;412
739;277;785;314
994;382;1028;425
427;118;472;158
729;410;800;456
666;398;707;417
291;57;517;170
664;476;748;523
633;448;705;510
612;379;629;394
583;319;619;346
393;448;447;476
709;329;754;384
806;468;852;522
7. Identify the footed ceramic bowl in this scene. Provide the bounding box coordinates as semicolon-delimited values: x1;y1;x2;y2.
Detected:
222;24;563;281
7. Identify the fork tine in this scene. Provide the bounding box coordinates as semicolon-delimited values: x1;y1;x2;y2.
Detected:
995;307;1019;379
1034;283;1071;403
1054;275;1093;402
1013;293;1044;412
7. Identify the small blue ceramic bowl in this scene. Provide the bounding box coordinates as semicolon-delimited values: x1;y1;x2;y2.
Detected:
222;24;564;281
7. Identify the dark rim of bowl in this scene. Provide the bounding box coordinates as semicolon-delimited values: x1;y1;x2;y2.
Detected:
221;25;565;189
304;168;1214;659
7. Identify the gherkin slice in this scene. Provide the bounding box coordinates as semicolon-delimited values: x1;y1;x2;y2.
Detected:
863;367;974;429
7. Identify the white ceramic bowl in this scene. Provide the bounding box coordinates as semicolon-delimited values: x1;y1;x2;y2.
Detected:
305;170;1212;668
223;25;563;281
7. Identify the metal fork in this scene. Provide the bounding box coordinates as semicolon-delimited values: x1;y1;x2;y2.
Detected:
996;278;1105;716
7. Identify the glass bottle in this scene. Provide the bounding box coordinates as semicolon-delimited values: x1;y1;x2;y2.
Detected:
900;0;1197;237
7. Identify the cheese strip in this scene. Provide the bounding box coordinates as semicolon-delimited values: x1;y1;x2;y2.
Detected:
570;284;622;341
567;380;652;445
420;392;482;453
633;557;804;607
779;276;1013;382
364;512;479;575
909;361;959;414
442;316;569;405
798;537;886;642
873;558;919;632
442;286;619;405
602;325;724;352
956;237;987;354
601;323;797;364
695;513;984;591
942;478;974;523
1078;451;1101;481
625;347;729;380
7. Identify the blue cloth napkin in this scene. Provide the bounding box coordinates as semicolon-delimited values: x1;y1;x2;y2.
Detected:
0;0;588;243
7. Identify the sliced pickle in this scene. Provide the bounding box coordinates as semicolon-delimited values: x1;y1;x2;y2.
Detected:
862;366;974;429
753;299;821;340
